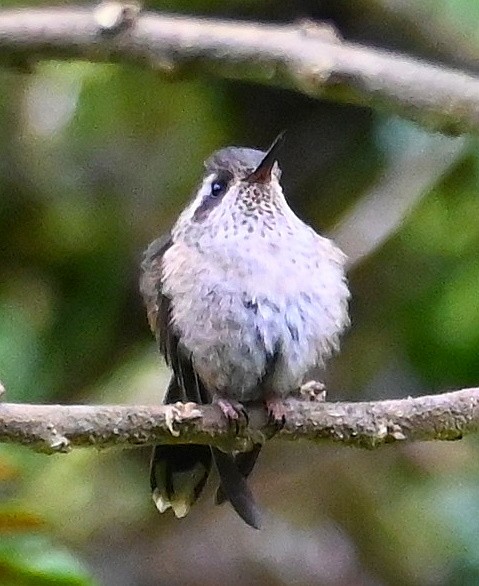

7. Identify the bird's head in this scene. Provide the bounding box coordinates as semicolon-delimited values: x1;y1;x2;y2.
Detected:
173;134;289;244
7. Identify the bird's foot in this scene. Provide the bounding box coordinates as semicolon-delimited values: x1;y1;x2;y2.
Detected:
299;380;326;402
265;397;287;430
214;397;248;432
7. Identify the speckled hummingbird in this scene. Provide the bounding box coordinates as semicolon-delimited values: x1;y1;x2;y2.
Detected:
140;134;350;529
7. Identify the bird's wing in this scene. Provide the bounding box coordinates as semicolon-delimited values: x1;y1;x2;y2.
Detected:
140;233;207;404
139;233;171;339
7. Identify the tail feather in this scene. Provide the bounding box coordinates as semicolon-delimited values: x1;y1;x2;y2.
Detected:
211;447;262;529
215;444;262;505
150;375;212;518
150;444;212;518
152;375;262;528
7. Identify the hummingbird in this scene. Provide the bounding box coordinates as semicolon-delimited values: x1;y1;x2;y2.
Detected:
140;134;350;529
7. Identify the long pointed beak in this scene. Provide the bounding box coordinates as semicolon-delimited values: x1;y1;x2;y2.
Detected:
245;131;285;184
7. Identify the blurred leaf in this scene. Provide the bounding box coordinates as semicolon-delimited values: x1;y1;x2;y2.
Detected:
0;535;94;586
389;147;479;385
0;509;45;533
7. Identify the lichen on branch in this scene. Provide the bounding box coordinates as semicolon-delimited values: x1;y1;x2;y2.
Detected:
0;388;477;455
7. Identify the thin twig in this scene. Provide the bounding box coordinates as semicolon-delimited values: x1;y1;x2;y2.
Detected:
0;388;478;455
1;6;479;133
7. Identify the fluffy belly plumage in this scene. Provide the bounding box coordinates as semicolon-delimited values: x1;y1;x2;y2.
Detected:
166;245;349;401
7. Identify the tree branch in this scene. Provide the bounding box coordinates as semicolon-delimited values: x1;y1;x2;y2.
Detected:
0;388;478;455
1;6;479;134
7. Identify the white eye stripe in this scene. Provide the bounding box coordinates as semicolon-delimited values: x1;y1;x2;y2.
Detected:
198;173;218;199
190;172;232;222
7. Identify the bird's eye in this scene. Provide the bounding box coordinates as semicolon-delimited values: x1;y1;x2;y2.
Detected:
210;179;227;198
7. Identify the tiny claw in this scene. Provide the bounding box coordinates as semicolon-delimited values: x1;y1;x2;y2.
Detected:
214;398;248;433
299;380;326;402
265;398;287;430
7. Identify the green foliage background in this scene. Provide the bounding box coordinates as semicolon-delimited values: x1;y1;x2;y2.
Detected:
1;1;479;584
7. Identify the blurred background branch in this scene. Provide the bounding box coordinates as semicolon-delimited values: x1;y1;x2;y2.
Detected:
1;6;479;134
333;132;467;266
1;387;478;454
